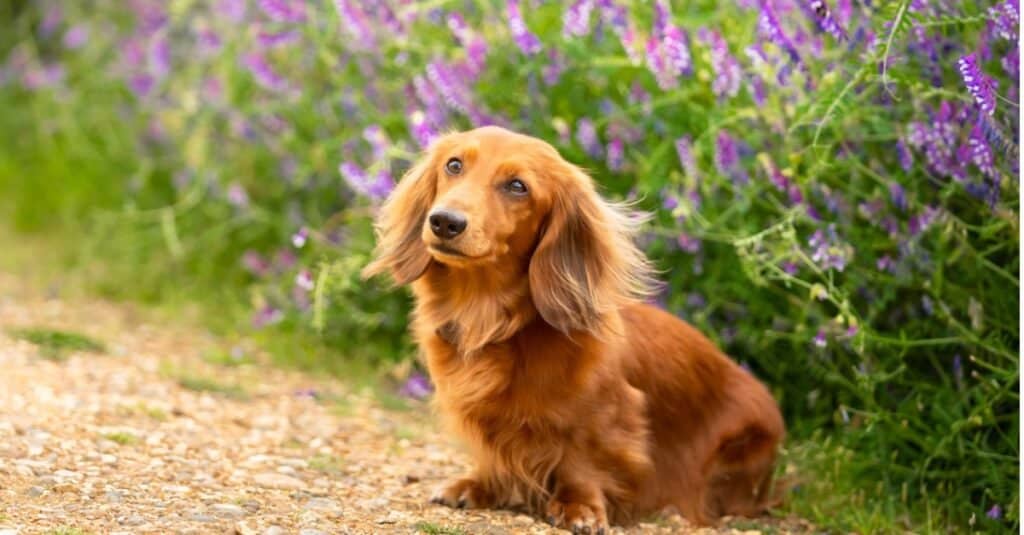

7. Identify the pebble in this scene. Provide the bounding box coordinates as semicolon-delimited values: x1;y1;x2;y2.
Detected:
298;530;327;535
252;472;305;490
26;486;45;497
303;497;342;514
118;515;146;526
262;527;285;535
0;530;19;535
106;490;124;503
210;503;247;518
101;454;117;465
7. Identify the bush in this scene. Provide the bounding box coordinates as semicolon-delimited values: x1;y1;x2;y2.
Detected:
0;0;1018;530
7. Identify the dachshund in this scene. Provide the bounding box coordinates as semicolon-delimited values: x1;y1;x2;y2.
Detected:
363;126;785;533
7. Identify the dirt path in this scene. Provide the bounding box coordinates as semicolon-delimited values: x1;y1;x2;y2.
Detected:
0;277;810;535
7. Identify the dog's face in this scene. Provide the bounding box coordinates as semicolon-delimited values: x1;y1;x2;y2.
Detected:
418;128;555;267
364;126;655;334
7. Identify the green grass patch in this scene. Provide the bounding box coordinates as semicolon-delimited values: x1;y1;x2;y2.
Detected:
413;522;468;535
175;374;249;400
47;527;90;535
101;432;138;445
202;347;255;367
8;326;105;361
308;454;344;475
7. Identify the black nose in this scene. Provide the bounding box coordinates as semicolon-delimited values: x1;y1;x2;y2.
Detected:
428;210;468;239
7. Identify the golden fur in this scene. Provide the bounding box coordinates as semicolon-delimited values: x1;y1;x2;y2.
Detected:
364;126;785;532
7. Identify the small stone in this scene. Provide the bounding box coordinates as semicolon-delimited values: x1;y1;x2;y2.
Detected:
234;521;258;535
514;514;535;525
26;486;45;497
303;498;342;514
240;499;261;513
297;530;327;535
106;490;124;503
210;503;247;518
0;529;19;535
403;474;420;484
188;513;217;523
119;515;145;526
262;527;285;535
101;454;117;465
252;472;305;490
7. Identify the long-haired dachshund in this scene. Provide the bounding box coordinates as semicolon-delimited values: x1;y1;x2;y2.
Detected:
364;126;784;533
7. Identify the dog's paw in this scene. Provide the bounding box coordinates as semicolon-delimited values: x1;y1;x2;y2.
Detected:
428;477;493;509
545;499;608;535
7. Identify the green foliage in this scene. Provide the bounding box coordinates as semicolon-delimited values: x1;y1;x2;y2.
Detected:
0;0;1017;531
8;327;106;360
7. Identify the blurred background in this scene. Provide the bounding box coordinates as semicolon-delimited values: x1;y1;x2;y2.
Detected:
0;0;1018;531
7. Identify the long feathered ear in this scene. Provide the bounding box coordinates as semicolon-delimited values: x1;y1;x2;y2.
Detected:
528;164;658;334
362;152;438;285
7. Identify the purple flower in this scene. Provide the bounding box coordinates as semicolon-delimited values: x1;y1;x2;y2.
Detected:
968;125;998;180
606;138;625;171
542;49;567;86
808;224;852;272
363;125;389;162
908;206;940;236
663;26;693;76
813;329;827;348
216;0;247;22
699;29;741;98
295;269;315;291
507;1;543;55
677;233;701;253
958;54;997;116
197;29;223;56
226;182;250;208
63;25;89;49
291;228;308;248
259;0;306;23
128;73;155;98
334;0;376;48
243;52;288;92
149;34;171;79
409;110;438;148
40;5;62;37
426;60;471;113
563;0;594;38
22;64;65;90
675;136;699;178
252;305;284;328
575;118;602;158
294;388;318;399
340;162;393;201
715;131;746;182
399;372;434;399
896;139;914;171
757;1;801;64
800;0;847;41
889;183;907;211
990;1;1019;41
646;36;676;90
242;251;270;277
876;255;896;273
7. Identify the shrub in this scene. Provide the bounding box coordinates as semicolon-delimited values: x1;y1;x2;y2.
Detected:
0;0;1018;529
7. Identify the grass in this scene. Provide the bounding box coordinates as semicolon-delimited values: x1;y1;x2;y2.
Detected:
47;527;90;535
308;454;345;475
101;432;138;446
202;347;255;367
413;522;469;535
174;374;249;400
8;326;105;361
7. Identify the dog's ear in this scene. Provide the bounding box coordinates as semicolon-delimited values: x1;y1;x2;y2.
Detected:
362;147;440;285
528;163;657;334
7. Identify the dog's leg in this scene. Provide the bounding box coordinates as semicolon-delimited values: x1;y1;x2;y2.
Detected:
544;457;609;535
430;475;497;509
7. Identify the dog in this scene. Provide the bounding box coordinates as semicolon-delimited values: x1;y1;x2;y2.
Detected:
363;126;784;533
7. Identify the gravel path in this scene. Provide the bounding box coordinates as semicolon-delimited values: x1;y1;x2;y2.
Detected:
0;278;811;535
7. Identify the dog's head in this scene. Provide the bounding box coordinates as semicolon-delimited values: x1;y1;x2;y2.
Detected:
363;126;655;334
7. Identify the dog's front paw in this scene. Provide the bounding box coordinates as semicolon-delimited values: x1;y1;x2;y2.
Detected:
545;498;608;535
429;477;494;509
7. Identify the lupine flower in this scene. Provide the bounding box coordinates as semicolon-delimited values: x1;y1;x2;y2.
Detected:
606;138;625;171
952;354;964;387
291;228;308;248
889;183;907;211
426;60;471;112
334;0;375;48
363;125;389;162
652;0;671;37
896;139;914;171
663;26;693;76
985;504;1002;520
877;255;896;273
808;224;853;271
699;29;741;98
646;36;676;90
677;233;701;253
675;136;699;178
715;131;747;182
295;269;315;291
908;206;940;236
367;170;396;200
399;371;434;399
800;0;847;41
63;25;89;49
128;73;155;97
259;0;306;23
990;1;1019;41
1002;47;1019;80
149;35;171;79
597;0;628;34
197;29;223;57
563;0;594;38
409;110;438;148
22;64;65;89
575;118;603;158
243;52;288;92
542;50;567;86
968;125;998;179
958;54;997;116
507;1;543;55
757;1;801;64
339;162;394;201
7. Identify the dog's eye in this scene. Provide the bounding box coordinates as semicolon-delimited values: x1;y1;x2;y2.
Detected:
505;178;528;195
445;158;463;175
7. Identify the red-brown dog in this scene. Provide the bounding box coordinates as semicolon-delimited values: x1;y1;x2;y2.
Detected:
364;126;784;533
